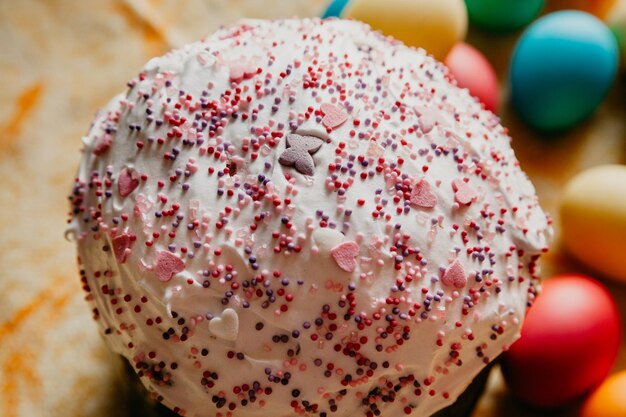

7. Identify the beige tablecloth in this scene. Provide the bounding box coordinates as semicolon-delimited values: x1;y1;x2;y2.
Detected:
0;1;624;416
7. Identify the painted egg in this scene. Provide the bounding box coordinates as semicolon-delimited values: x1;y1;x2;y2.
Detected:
323;0;468;60
560;165;626;283
510;11;618;131
444;42;500;113
581;370;626;417
465;0;545;32
545;0;619;19
322;0;351;18
501;275;622;408
607;0;626;68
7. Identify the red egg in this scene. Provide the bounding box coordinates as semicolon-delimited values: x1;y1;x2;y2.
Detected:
444;42;500;113
501;274;621;408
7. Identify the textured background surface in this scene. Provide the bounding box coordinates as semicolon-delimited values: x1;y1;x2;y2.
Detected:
0;1;624;416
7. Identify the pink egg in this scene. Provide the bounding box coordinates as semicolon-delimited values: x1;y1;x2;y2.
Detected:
502;274;622;408
444;42;500;113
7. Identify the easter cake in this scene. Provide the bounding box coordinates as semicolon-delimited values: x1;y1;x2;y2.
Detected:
67;18;552;417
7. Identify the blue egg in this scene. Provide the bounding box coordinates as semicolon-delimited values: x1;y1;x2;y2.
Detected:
322;0;351;18
510;11;618;132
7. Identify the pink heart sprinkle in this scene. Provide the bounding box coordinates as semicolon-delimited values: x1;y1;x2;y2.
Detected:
452;178;477;205
229;65;245;82
419;114;436;134
133;194;152;219
330;241;359;273
321;103;348;129
155;251;185;282
230;62;257;82
118;168;139;197
92;134;113;156
442;259;467;289
112;233;132;264
243;66;258;78
414;106;440;134
410;179;438;208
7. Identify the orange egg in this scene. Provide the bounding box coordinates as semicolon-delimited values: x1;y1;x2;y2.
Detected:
581;370;626;417
545;0;618;19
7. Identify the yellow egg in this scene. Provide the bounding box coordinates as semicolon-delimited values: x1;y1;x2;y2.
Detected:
607;0;626;68
581;370;626;417
560;165;626;283
344;0;467;60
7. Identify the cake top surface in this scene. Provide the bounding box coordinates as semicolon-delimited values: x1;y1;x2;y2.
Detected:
69;18;551;417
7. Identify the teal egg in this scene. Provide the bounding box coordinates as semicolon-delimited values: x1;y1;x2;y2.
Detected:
322;0;351;18
465;0;544;32
510;11;618;132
